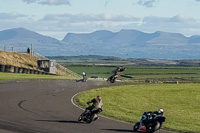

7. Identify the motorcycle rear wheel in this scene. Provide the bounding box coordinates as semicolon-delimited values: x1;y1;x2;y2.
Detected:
146;121;160;133
86;118;92;123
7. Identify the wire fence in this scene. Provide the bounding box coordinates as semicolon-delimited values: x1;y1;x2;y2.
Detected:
0;46;28;53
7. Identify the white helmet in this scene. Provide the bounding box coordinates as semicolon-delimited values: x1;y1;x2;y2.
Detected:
157;108;164;113
97;96;101;101
82;72;85;75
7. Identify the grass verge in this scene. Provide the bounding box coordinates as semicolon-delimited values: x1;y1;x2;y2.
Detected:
0;72;74;82
74;84;200;133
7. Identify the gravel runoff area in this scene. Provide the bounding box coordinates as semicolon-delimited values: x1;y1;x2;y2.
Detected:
0;79;174;133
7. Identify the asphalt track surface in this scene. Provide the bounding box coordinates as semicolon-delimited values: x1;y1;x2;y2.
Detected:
0;79;173;133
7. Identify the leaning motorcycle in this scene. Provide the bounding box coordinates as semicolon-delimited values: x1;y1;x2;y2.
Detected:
107;74;118;83
107;66;125;83
78;109;98;123
133;115;166;133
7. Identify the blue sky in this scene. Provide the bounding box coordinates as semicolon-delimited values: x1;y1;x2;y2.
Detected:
0;0;200;40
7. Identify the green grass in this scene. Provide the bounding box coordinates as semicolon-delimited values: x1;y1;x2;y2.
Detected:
0;72;72;82
74;84;200;133
66;66;200;83
66;66;115;78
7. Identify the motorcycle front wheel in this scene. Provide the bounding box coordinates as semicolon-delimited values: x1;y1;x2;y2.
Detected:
78;116;82;121
133;122;140;131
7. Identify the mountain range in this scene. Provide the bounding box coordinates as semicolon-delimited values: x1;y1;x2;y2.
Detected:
0;27;200;60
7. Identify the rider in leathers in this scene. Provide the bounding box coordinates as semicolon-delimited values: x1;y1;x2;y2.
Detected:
107;66;125;81
140;108;164;125
86;96;103;120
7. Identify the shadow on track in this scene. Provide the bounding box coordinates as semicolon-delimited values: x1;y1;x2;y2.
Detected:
102;129;137;132
36;120;86;124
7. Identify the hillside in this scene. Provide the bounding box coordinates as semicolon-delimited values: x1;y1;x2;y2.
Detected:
0;51;39;69
0;28;62;55
0;51;80;78
0;28;200;59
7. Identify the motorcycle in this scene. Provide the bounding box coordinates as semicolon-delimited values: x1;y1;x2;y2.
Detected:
107;74;118;83
133;115;166;133
107;66;125;83
78;109;98;123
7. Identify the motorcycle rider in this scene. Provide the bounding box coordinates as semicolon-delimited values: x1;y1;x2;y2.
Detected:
107;66;125;82
153;108;164;116
140;108;164;125
76;72;87;82
86;96;103;120
82;72;87;82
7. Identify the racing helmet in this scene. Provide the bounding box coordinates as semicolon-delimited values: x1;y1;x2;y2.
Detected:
97;96;101;101
157;108;164;114
82;72;85;75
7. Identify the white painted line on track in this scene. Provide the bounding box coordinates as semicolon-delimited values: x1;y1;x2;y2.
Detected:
71;92;172;133
71;87;172;133
71;92;84;111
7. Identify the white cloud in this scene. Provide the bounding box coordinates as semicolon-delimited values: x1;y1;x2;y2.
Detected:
42;13;140;22
23;0;70;6
170;14;195;22
0;13;27;19
140;14;200;36
1;12;200;40
23;0;40;4
143;14;196;23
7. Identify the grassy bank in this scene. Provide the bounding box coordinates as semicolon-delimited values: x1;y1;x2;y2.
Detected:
74;84;200;133
0;51;39;69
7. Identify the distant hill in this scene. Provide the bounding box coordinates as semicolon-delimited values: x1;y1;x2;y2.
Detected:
62;29;200;59
0;28;200;59
0;28;62;55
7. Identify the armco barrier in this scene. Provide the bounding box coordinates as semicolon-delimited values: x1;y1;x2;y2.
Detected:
14;66;19;73
0;64;53;75
30;70;34;74
34;70;39;74
22;68;27;74
0;64;5;72
5;65;14;73
26;69;30;74
18;67;23;73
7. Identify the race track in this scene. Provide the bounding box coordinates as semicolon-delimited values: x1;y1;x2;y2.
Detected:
0;80;172;133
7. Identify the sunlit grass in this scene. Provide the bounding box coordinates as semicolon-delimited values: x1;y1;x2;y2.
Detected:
0;72;74;82
75;84;200;133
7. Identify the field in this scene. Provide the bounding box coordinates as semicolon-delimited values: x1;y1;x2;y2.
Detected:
55;56;200;83
64;66;200;83
74;84;200;133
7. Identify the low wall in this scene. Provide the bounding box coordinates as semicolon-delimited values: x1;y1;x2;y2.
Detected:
0;64;54;75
